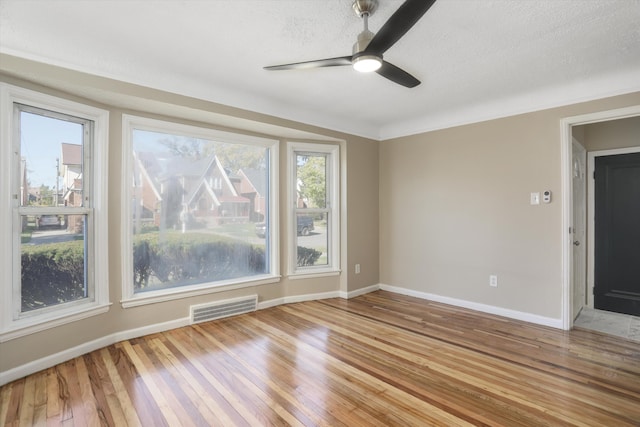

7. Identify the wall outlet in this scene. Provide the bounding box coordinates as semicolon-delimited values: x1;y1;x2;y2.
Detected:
355;264;361;274
489;275;498;287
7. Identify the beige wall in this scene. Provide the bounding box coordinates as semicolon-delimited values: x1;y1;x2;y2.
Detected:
579;116;640;151
344;137;380;290
0;57;379;376
380;93;640;319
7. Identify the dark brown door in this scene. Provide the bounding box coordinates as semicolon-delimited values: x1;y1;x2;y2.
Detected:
594;152;640;316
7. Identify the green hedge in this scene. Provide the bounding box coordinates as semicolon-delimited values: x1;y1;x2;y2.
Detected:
21;241;86;311
133;233;267;290
133;233;323;290
20;233;323;309
297;246;322;267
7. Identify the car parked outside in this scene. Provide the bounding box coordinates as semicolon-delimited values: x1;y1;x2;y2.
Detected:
296;216;314;236
255;222;266;238
37;215;61;229
254;216;315;238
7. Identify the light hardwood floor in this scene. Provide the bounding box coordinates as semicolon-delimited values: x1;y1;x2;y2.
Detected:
1;290;639;426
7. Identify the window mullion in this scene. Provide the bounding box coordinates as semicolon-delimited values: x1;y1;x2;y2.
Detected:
19;207;91;215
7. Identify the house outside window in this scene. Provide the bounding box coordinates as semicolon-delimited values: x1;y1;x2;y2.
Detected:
0;84;110;340
288;142;340;276
121;115;279;307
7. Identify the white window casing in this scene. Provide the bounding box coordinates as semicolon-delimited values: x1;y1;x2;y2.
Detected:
0;83;110;342
287;141;340;277
120;115;280;307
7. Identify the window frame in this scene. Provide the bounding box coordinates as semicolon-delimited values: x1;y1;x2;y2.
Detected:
287;141;340;277
120;115;280;308
0;83;110;342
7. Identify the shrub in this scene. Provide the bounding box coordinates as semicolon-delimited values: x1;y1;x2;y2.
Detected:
297;246;322;266
19;232;323;309
21;240;85;311
132;232;267;291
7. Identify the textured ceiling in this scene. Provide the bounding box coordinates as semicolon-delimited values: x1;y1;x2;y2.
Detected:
1;0;639;140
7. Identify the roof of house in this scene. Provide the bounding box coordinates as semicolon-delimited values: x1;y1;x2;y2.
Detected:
136;151;251;208
240;168;267;197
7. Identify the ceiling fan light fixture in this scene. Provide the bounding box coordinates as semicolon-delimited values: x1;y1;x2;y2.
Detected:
264;0;433;88
353;55;382;72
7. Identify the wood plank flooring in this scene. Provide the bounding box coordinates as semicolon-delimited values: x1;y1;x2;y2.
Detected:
1;290;639;426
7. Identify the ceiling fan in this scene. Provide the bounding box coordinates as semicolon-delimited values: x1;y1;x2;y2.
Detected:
264;0;437;88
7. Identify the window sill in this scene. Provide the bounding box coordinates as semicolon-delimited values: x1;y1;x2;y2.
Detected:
288;269;341;280
0;302;112;343
121;275;282;308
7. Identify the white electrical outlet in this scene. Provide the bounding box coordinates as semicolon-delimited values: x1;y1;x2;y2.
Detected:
355;264;361;274
489;275;498;287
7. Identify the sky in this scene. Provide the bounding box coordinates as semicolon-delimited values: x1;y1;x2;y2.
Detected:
20;111;83;189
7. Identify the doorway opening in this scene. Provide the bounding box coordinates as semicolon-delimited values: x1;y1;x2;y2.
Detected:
560;105;640;331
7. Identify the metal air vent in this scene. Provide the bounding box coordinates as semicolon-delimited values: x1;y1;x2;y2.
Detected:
190;295;258;324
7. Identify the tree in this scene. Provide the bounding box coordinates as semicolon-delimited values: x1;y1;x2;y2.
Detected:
160;136;208;160
160;177;184;229
160;137;266;172
297;156;326;209
212;142;267;171
35;184;55;206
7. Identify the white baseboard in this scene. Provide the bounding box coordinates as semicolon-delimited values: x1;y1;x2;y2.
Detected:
257;290;339;310
379;284;563;329
340;284;380;299
0;317;190;387
257;284;380;310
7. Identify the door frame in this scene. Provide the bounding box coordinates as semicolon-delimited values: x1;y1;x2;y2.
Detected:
560;105;640;330
587;146;640;309
571;138;586;322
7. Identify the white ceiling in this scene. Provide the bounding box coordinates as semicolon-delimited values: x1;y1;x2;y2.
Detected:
1;0;639;140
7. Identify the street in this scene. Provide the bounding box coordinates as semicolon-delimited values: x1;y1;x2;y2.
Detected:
27;229;81;245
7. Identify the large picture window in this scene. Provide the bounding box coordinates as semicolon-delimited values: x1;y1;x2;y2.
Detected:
0;84;109;339
288;142;340;276
122;116;278;306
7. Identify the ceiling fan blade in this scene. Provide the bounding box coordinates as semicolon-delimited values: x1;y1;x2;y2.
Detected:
376;61;420;88
365;0;437;55
264;56;352;71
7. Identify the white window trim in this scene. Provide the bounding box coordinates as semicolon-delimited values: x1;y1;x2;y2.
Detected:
0;83;110;342
120;115;279;307
287;141;340;277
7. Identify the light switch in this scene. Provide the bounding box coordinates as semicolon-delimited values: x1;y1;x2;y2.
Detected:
530;192;540;205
